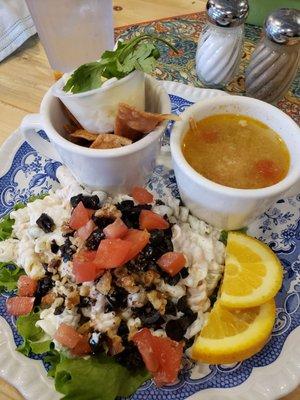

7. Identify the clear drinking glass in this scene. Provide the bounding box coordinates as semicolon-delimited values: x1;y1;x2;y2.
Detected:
26;0;114;72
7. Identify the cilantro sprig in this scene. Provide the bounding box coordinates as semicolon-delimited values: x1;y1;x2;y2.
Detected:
64;34;178;94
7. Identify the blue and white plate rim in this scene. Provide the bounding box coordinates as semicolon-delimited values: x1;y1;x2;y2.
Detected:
0;80;299;400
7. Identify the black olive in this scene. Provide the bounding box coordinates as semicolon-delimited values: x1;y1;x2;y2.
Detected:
180;267;189;279
155;199;165;205
105;286;128;311
89;332;105;354
70;194;101;210
79;296;91;308
117;320;129;340
178;312;197;331
34;277;54;305
36;213;55;233
116;201;151;229
176;296;189;313
134;303;162;328
92;216;114;229
184;338;195;349
161;271;181;286
86;228;105;250
165;300;177;316
50;240;59;254
54;305;64;315
165;319;185;341
59;238;76;262
115;342;144;371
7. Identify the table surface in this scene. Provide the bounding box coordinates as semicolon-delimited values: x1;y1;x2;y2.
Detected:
0;1;299;399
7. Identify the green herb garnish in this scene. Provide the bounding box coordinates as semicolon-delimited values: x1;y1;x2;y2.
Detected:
16;308;52;356
64;34;178;94
52;354;150;400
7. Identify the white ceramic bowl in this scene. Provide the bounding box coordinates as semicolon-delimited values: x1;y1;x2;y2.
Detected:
20;75;171;193
170;95;300;230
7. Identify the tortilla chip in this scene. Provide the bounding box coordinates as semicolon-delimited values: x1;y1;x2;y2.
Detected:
114;103;180;141
63;124;77;135
70;129;99;141
90;133;132;149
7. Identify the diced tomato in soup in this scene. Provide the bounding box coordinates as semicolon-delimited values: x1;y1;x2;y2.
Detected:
6;296;35;316
133;328;183;386
131;186;154;204
157;252;186;276
17;275;37;297
69;201;93;230
139;210;169;231
103;218;128;239
54;323;83;349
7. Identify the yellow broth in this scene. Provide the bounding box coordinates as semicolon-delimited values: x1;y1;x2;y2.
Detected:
182;114;290;189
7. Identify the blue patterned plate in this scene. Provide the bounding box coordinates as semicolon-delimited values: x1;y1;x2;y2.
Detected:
0;81;299;400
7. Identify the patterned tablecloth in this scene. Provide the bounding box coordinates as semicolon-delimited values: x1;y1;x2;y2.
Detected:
115;12;300;125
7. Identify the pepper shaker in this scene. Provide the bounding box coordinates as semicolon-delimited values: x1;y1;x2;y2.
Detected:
245;8;300;103
196;0;249;87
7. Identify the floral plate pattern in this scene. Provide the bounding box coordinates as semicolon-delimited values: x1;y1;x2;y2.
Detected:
0;81;299;400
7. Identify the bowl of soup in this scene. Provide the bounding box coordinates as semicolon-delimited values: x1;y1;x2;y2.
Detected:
170;96;300;230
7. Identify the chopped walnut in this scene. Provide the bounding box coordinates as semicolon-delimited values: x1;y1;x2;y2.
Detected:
95;204;121;220
61;221;74;235
147;290;167;315
96;271;112;295
140;269;161;287
113;267;128;279
109;335;124;356
77;321;93;334
65;290;80;309
116;274;139;294
41;291;56;306
79;285;90;297
47;258;61;273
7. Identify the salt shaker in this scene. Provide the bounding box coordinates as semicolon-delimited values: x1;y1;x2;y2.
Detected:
245;8;300;103
196;0;249;87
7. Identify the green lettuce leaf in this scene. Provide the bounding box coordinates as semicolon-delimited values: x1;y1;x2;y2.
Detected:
54;354;150;400
16;308;52;356
0;262;25;293
0;192;49;241
64;34;177;94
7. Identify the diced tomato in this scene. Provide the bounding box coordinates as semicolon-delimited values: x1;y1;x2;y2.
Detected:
73;250;103;283
123;229;150;262
201;130;219;143
254;159;281;183
69;201;93;230
139;210;170;231
6;296;35;316
133;328;183;387
95;239;132;269
157;252;186;276
131;186;154;204
76;219;95;240
71;335;91;356
103;218;128;239
54;323;83;349
17;275;37;297
133;328;159;373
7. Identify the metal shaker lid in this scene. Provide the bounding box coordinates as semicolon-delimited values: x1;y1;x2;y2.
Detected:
206;0;249;27
265;8;300;45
